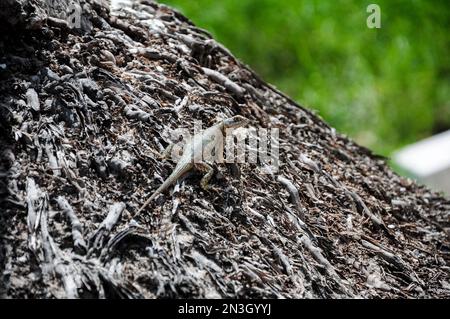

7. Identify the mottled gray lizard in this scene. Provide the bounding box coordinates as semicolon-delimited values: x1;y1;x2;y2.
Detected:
135;115;249;215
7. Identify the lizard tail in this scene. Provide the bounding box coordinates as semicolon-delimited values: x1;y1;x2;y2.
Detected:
134;186;161;216
135;194;155;216
134;177;174;216
133;163;192;217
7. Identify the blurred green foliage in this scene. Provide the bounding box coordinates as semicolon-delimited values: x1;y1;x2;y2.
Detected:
163;0;450;156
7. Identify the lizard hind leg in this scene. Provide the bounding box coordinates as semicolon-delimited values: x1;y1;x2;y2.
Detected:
161;142;175;160
195;162;214;190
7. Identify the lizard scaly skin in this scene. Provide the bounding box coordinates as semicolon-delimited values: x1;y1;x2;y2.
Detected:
135;115;249;215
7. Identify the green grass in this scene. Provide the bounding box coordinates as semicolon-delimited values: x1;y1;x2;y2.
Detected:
162;0;450;156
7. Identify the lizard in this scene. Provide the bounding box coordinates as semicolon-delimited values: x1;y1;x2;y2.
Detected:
135;115;249;215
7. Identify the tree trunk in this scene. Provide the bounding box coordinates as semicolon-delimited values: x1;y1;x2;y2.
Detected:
0;0;448;298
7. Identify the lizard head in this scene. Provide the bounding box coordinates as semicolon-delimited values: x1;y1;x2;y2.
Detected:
223;115;249;129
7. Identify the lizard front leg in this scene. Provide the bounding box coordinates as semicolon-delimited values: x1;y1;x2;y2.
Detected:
195;162;214;190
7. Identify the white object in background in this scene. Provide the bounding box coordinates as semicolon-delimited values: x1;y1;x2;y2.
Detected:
110;0;133;10
394;130;450;195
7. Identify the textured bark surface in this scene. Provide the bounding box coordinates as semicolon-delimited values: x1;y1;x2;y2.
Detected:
0;0;449;298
